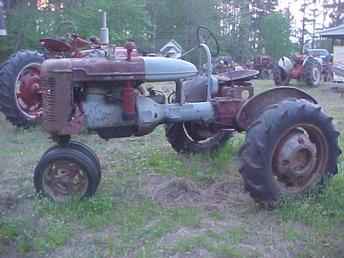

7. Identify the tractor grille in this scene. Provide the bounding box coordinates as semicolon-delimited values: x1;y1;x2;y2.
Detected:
42;77;57;122
41;70;73;134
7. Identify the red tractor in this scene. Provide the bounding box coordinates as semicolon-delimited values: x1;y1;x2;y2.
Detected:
20;25;339;209
253;55;273;80
273;54;322;87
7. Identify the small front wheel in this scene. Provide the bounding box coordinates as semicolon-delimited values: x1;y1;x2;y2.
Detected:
239;99;341;208
34;147;100;202
42;141;101;184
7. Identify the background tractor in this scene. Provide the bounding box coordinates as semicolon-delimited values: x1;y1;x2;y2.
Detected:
273;53;322;87
253;55;273;80
27;23;340;209
306;48;334;82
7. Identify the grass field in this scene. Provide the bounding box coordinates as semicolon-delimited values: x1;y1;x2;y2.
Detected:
0;80;343;258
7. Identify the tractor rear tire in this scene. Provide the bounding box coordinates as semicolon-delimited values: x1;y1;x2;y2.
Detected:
304;58;321;87
0;50;45;128
239;99;340;208
273;65;290;86
166;122;232;154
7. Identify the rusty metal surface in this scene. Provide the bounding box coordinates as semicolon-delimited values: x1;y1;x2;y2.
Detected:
183;75;254;104
41;56;146;81
274;129;317;182
73;58;145;81
272;124;328;193
236;87;318;130
41;61;74;134
40;38;73;53
215;69;259;82
220;85;254;99
212;98;243;127
42;159;88;202
15;63;43;119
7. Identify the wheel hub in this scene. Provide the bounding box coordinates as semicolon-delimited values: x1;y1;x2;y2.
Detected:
43;160;88;202
15;64;43;119
275;130;317;186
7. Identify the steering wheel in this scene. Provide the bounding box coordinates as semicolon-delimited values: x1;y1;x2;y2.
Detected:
196;26;220;57
55;21;78;38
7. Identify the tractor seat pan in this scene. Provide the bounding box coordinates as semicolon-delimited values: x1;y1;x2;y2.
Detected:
40;38;73;53
216;69;259;82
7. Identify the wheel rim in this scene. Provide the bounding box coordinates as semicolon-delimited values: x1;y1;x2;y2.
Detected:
42;159;89;202
15;63;43;120
312;67;321;85
272;124;329;193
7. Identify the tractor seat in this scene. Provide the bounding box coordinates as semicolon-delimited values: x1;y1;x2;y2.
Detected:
216;69;259;82
40;38;73;53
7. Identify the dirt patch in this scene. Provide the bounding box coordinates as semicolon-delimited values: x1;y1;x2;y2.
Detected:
169;249;212;258
147;176;202;207
144;174;248;212
0;240;20;258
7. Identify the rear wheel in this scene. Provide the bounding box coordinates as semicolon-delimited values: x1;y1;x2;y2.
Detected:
166;122;232;154
239;99;340;208
0;50;45;127
304;58;321;87
34;147;100;202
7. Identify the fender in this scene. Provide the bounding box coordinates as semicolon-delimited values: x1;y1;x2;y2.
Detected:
236;87;317;130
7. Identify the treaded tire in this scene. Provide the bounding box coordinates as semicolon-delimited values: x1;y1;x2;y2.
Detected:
239;99;341;208
273;65;290;86
0;50;45;127
304;58;321;87
42;141;102;185
34;147;100;202
165;123;231;154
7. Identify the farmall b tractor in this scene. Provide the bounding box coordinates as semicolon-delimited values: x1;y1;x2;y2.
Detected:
0;15;341;208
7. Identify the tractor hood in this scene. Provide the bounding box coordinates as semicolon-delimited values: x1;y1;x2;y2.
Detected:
41;56;198;82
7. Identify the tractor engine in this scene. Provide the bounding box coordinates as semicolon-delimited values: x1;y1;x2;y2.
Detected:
40;55;215;140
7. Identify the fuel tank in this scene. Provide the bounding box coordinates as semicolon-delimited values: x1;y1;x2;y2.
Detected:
41;56;198;82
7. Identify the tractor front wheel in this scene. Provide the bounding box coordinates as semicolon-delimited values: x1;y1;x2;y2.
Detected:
34;147;100;202
42;141;102;185
239;99;340;208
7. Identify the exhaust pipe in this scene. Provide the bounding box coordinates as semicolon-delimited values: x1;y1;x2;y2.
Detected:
100;11;109;44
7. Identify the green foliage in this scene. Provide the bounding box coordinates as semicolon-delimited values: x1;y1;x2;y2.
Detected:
166;228;247;257
1;0;294;63
146;135;243;182
261;13;294;60
278;165;344;232
0;0;149;61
